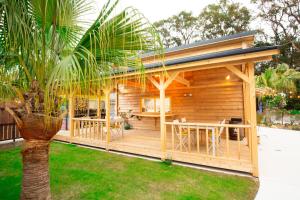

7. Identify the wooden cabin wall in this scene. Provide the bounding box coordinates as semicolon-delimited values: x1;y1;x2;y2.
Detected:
119;67;244;131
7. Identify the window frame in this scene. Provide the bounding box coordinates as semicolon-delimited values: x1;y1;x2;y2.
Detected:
140;96;171;113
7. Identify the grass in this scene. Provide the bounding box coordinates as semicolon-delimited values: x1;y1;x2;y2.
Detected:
0;142;258;200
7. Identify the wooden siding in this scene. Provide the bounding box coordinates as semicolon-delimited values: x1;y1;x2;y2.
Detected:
119;67;244;130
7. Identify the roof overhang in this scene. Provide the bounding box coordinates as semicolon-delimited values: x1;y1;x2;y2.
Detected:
112;47;280;79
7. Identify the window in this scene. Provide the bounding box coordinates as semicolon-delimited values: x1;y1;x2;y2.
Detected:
141;97;171;113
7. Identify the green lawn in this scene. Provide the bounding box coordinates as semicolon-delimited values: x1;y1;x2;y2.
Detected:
0;142;258;200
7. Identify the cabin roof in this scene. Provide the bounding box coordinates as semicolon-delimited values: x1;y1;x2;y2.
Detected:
113;31;279;76
141;31;257;58
141;46;278;70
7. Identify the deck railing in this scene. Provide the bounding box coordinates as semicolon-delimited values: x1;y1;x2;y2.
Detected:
164;122;252;162
0;123;21;142
72;118;107;141
72;117;124;142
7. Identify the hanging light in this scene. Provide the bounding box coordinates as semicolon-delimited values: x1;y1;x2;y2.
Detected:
225;75;230;80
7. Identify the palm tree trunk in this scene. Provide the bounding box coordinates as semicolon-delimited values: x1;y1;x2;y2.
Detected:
21;140;51;200
4;108;64;200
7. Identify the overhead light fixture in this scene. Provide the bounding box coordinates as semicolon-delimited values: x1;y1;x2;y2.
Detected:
226;75;230;80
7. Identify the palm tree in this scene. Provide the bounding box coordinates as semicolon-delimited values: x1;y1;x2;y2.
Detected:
273;64;300;93
256;64;300;94
256;67;277;95
0;0;161;199
256;64;300;124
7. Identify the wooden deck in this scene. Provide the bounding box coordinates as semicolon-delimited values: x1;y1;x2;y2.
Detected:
54;128;253;173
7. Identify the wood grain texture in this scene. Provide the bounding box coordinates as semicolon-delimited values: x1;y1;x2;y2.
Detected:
119;67;244;130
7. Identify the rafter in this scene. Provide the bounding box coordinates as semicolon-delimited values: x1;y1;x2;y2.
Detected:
164;72;179;89
147;75;160;89
226;65;250;83
174;75;190;87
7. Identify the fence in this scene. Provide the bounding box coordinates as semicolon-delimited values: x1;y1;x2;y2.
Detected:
0;123;21;142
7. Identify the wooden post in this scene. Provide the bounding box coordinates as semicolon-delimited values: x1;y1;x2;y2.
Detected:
115;84;119;116
68;96;75;139
243;64;251;145
159;74;166;159
97;95;101;118
147;72;178;160
248;62;259;177
104;89;111;150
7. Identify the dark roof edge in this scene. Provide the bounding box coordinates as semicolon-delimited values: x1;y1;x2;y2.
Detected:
142;46;278;70
142;30;257;58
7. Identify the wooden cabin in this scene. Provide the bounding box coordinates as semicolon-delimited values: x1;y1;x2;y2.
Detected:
55;31;279;177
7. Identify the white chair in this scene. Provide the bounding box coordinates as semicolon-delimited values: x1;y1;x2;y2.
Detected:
208;119;226;155
111;116;124;138
173;120;189;151
181;117;197;146
103;116;124;141
217;119;226;144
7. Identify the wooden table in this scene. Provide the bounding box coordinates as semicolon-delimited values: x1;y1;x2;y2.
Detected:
133;113;176;128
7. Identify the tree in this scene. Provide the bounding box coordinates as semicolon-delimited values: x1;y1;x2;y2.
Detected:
199;0;251;39
0;0;160;199
253;0;300;69
154;11;199;47
256;64;300;123
262;93;287;125
256;64;300;94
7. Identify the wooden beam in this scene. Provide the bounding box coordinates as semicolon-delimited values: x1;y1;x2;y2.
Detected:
159;74;166;159
174;75;190;87
163;56;273;75
68;96;75;138
242;65;250;146
115;84;119;116
247;62;259;177
97;96;101;118
111;49;279;79
142;36;255;64
147;75;160;89
104;89;111;150
226;65;250;83
164;71;179;89
119;82;243;94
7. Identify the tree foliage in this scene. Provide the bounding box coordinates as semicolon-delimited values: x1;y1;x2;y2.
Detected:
256;64;300;93
0;0;161;117
199;0;251;39
153;11;198;48
154;0;251;47
253;0;300;69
